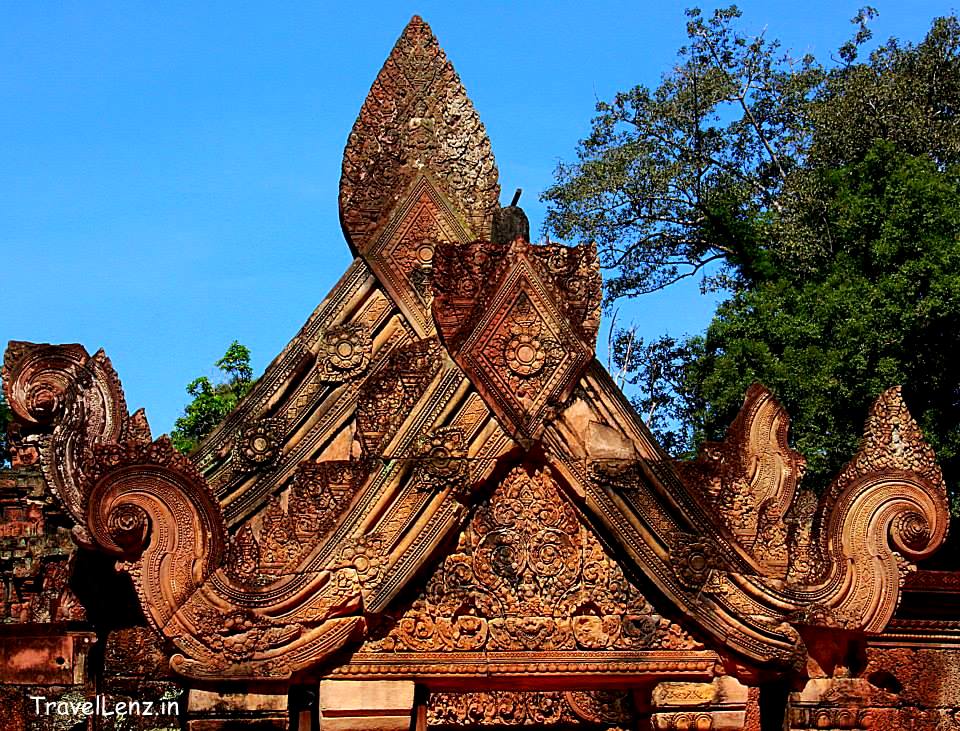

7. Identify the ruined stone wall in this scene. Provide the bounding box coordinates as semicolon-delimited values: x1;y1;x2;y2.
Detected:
0;467;187;730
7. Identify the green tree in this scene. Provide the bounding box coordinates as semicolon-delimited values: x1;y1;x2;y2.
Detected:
687;143;960;500
543;6;824;299
171;341;255;454
544;8;960;510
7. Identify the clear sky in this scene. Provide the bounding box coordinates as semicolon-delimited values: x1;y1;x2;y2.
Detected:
2;1;956;435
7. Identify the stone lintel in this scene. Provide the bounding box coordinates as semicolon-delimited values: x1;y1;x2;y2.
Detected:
651;676;750;730
187;688;289;731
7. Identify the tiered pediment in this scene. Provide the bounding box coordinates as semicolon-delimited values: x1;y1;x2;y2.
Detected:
2;16;950;716
348;464;704;674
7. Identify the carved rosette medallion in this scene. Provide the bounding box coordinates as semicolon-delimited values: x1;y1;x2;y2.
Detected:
669;533;716;590
317;323;372;381
364;178;470;335
415;426;470;495
461;273;584;437
432;240;601;439
232;418;284;472
3;13;954;694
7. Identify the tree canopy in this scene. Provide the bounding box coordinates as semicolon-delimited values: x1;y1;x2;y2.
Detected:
544;8;960;515
170;341;255;454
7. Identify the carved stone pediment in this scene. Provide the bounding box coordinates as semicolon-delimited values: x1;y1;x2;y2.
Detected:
2;14;950;690
358;465;701;661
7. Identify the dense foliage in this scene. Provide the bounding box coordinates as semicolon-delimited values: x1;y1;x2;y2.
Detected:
170;341;255;454
544;8;960;509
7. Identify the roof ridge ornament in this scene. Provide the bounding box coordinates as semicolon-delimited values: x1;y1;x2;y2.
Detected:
339;15;500;257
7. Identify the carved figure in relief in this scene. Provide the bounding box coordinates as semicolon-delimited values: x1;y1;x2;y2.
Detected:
366;465;700;654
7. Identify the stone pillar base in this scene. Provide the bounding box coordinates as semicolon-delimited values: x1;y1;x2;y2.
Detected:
651;676;750;730
319;679;415;731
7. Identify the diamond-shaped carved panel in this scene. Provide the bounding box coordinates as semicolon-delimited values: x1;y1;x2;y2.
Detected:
432;240;600;439
366;176;472;336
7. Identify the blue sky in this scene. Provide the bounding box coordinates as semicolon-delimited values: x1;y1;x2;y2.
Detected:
1;1;956;435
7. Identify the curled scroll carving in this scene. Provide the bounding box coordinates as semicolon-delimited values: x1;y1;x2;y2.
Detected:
84;436;370;679
691;386;949;637
3;340;373;680
676;384;805;577
3;342;128;527
2;341;90;425
808;386;949;631
84;437;227;628
6;11;954;689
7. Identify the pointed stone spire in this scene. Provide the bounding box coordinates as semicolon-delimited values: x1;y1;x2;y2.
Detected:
339;16;500;256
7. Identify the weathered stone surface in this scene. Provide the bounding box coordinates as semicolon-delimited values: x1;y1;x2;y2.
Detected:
186;689;287;731
0;470;82;624
0;12;958;731
0;628;94;685
319;680;414;731
0;685;27;731
652;677;750;730
104;627;173;679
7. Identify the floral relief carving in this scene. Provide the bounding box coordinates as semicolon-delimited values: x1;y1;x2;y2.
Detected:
356;338;443;455
427;690;635;728
431;239;601;438
674;384;805;577
414;426;470;496
365;465;700;654
3;13;956;697
232;418;284;473
669;533;717;591
317;324;372;381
